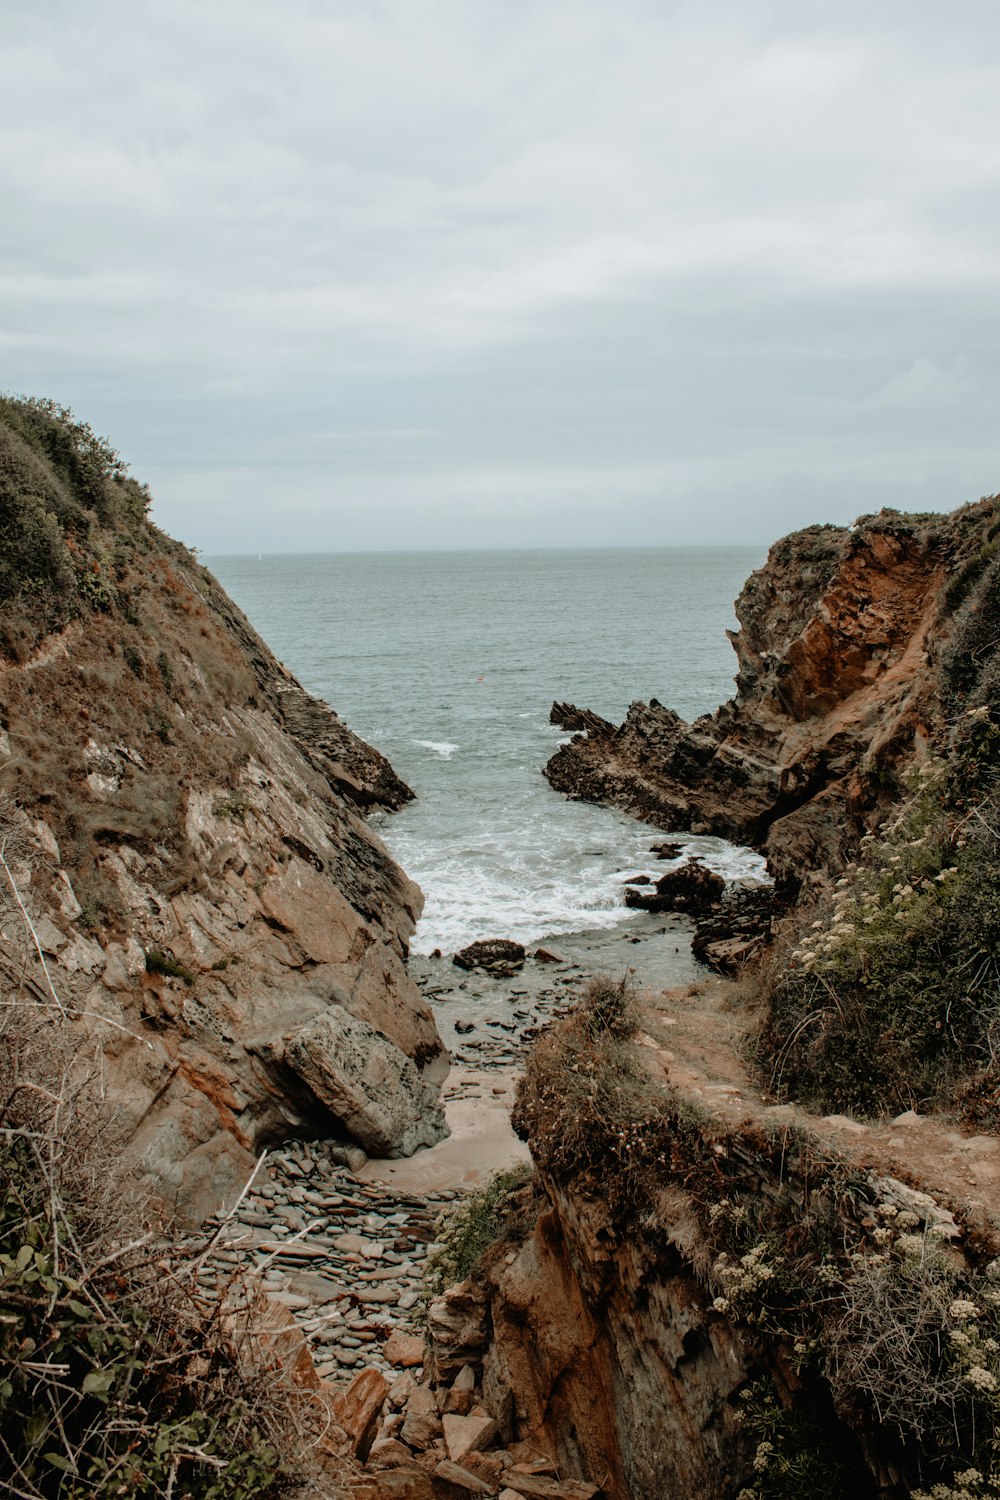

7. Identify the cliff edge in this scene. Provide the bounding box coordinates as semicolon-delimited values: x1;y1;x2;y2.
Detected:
0;396;447;1219
545;501;1000;891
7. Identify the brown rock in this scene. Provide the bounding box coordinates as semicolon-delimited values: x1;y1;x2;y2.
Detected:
442;1412;499;1463
426;1283;489;1382
400;1385;443;1450
356;1469;435;1499
543;509;976;895
331;1367;390;1460
432;1460;497;1495
384;1329;426;1368
281;1006;447;1157
369;1437;418;1469
453;939;526;974
502;1478;599;1499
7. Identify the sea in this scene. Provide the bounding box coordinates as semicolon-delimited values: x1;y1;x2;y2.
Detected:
208;548;767;958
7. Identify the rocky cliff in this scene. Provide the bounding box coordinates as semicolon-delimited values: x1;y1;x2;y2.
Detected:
546;501;1000;892
0;396;447;1220
413;979;1000;1500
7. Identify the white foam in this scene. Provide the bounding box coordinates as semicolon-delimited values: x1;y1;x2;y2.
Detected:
413;740;460;759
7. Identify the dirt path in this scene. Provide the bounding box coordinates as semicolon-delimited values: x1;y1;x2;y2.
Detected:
642;976;1000;1248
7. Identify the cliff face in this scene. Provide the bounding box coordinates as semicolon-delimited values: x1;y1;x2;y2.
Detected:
421;981;1000;1500
545;502;1000;890
0;398;447;1220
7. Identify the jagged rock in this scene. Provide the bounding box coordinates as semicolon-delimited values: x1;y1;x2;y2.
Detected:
549;703;614;734
433;1460;497;1494
0;401;449;1220
453;940;526;975
426;1283;490;1383
400;1385;443;1449
369;1437;418;1469
533;948;563;964
624;859;724;915
502;1479;600;1499
649;841;684;859
351;1469;435;1499
545;507;996;892
281;1007;448;1158
691;881;778;974
442;1412;499;1463
332;1367;391;1460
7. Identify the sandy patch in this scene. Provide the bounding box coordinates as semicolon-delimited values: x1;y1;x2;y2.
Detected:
357;1066;529;1193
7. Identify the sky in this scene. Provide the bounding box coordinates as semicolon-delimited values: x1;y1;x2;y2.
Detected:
3;1;1000;553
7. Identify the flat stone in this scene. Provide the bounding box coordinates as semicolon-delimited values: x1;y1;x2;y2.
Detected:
433;1460;496;1495
503;1477;599;1499
384;1330;425;1367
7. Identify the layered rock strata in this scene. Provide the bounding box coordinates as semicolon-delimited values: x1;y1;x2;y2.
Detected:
0;408;448;1219
545;502;999;890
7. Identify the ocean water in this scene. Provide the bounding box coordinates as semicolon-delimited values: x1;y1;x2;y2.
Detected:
208;548;767;954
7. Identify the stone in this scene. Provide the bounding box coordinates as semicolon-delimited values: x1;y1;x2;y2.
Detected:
442;1413;498;1463
357;1469;435;1499
501;1478;599;1499
330;1367;390;1460
400;1385;443;1450
384;1330;425;1367
281;1006;448;1158
369;1437;418;1468
453;939;526;974
432;1460;496;1495
426;1283;489;1383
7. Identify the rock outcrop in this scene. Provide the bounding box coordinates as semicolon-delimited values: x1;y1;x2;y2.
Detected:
0;398;447;1219
545;502;1000;891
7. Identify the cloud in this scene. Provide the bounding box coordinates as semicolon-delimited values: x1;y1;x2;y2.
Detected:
2;0;1000;548
868;357;971;409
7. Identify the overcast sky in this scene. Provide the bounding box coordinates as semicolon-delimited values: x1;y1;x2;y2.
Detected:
4;1;1000;553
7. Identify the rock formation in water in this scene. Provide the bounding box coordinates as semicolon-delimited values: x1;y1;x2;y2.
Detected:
545;501;1000;891
0;396;447;1219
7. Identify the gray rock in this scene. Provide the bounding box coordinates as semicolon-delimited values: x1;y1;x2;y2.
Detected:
281;1007;448;1158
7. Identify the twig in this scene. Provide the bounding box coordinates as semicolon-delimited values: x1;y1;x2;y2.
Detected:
185;1150;268;1277
0;847;66;1014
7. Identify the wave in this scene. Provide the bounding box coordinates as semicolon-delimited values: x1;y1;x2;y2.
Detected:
413;740;460;759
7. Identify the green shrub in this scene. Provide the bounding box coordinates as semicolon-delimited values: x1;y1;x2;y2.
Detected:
421;1162;536;1310
756;734;1000;1117
0;396;149;631
145;948;195;985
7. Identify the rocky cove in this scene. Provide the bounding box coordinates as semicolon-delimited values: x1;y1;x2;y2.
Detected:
4;398;1000;1499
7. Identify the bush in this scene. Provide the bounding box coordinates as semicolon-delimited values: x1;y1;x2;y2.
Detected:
145;948;196;985
0;395;149;634
755;735;1000;1117
421;1162;536;1309
0;1001;304;1498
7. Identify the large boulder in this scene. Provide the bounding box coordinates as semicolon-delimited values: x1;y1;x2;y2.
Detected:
281;1007;448;1158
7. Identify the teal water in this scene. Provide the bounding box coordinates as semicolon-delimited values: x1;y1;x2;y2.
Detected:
208;548;766;953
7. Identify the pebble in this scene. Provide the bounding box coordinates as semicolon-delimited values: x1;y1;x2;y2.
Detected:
187;1138;463;1381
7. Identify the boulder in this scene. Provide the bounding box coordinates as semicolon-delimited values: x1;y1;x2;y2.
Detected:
281;1007;447;1157
624;859;724;915
453;940;526;975
384;1329;426;1368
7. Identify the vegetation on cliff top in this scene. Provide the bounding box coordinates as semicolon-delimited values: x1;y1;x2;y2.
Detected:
755;502;1000;1121
515;978;1000;1495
